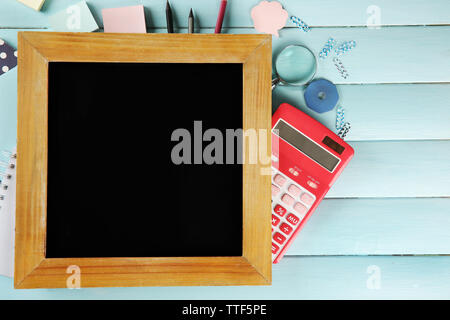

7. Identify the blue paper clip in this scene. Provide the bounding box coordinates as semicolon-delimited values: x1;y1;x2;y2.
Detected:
335;40;357;56
336;105;351;139
336;105;346;131
319;37;336;59
290;16;310;32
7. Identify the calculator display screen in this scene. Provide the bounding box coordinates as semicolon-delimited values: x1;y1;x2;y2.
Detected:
273;120;340;172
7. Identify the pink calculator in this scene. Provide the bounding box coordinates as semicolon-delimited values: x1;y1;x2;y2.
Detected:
271;103;354;263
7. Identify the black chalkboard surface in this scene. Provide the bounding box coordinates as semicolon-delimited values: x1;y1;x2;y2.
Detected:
46;62;243;258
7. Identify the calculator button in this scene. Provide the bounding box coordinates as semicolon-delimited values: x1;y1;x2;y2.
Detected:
273;232;286;245
272;214;281;226
281;194;294;206
274;174;286;187
274;204;287;217
272;184;280;196
288;184;301;197
280;223;293;235
287;213;299;225
289;168;299;176
307;181;318;189
272;242;279;254
300;193;314;205
294;202;307;215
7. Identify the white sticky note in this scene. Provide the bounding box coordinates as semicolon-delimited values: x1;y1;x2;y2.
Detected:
15;0;46;11
49;1;99;32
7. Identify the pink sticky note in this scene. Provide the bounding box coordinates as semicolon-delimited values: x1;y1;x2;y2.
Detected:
251;1;288;37
102;5;146;33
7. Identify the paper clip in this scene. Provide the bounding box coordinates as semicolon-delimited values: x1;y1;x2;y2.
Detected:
290;16;310;32
337;122;351;139
336;105;351;140
335;40;356;56
333;57;349;79
319;37;336;59
336;105;346;130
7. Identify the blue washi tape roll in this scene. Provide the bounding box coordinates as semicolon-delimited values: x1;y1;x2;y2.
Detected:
304;79;339;113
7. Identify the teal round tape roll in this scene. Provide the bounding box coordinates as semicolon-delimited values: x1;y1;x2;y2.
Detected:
304;79;339;113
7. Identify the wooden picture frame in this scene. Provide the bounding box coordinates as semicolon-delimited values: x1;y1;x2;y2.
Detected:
15;32;272;288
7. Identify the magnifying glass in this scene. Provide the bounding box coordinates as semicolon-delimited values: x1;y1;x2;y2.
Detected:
272;45;317;90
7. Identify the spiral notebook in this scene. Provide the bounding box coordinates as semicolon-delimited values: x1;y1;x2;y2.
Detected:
0;148;17;278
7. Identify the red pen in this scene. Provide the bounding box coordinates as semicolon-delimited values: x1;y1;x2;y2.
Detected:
214;0;228;33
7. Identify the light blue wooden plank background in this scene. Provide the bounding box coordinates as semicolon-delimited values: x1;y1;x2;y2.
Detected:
0;0;449;299
140;27;450;84
2;0;450;28
0;68;17;152
1;257;450;299
274;84;450;141
288;198;450;255
327;140;450;198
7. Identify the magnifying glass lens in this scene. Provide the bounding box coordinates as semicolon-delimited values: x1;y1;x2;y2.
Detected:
275;46;316;85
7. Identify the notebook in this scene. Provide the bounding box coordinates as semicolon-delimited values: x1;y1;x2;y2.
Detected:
0;148;17;278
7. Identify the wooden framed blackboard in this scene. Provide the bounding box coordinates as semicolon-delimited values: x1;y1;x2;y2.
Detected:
15;32;272;288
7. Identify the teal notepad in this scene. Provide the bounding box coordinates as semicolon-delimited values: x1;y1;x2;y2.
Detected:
49;1;98;32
